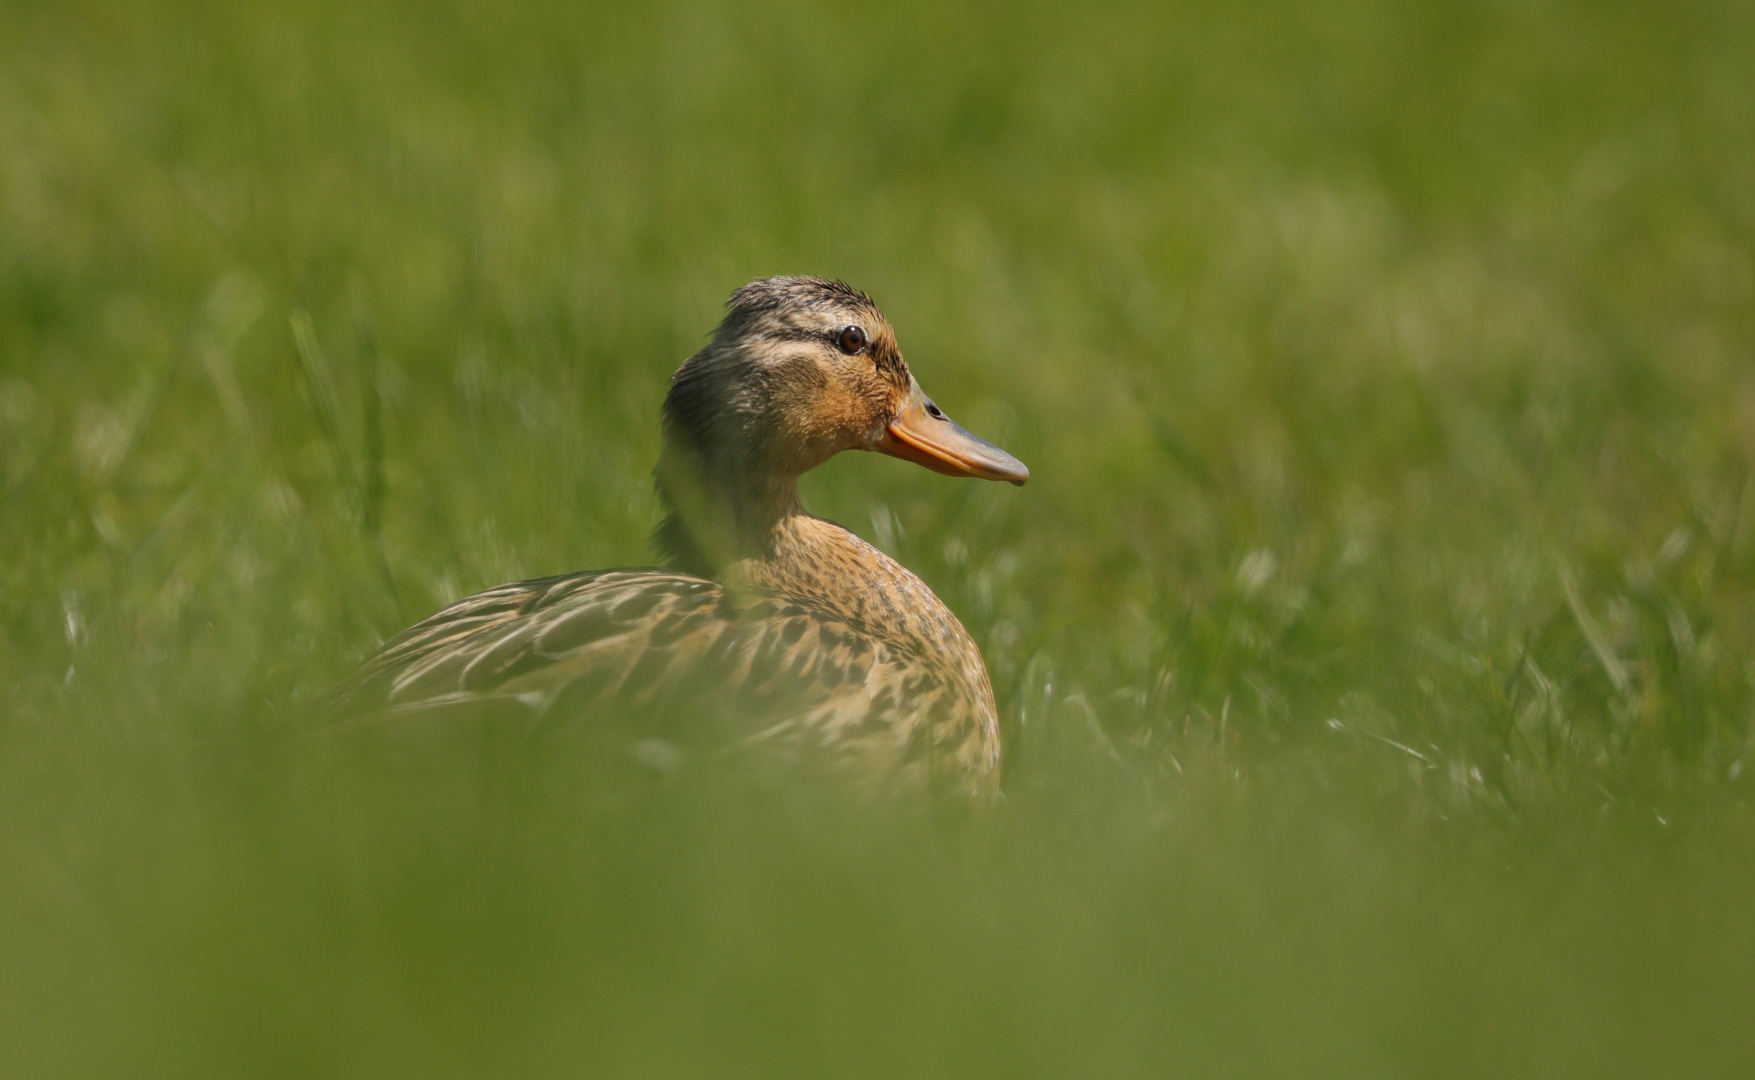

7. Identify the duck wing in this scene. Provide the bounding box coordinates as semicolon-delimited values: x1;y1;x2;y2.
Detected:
326;569;993;785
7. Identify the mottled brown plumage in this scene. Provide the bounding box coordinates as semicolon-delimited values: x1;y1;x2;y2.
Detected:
330;276;1028;795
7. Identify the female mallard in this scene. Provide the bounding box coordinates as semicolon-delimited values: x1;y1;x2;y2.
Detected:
332;277;1027;794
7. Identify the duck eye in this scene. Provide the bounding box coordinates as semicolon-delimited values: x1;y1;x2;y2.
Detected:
837;325;867;354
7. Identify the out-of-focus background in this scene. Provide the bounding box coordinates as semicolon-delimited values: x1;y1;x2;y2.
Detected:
3;0;1753;1075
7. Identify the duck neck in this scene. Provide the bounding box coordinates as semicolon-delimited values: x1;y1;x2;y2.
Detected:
656;455;952;641
655;452;808;578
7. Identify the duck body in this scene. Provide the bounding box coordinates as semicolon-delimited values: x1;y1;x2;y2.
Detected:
338;520;998;791
331;277;1026;795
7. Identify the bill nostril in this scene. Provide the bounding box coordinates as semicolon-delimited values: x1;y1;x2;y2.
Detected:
926;402;945;420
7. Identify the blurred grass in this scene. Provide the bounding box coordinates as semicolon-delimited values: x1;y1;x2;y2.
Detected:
3;0;1754;1075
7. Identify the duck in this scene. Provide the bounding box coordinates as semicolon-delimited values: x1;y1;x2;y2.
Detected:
329;276;1028;795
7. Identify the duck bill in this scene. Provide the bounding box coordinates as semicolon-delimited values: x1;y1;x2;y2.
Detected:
875;388;1030;486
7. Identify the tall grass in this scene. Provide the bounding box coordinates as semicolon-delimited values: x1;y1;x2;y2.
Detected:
2;0;1753;1075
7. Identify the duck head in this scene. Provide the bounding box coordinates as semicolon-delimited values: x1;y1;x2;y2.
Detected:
656;276;1027;569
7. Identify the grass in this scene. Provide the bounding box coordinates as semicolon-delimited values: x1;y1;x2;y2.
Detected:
3;0;1754;1075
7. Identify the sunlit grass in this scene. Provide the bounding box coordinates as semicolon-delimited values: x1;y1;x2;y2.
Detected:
3;0;1754;1074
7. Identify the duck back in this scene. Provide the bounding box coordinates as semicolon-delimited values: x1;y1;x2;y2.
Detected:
328;552;999;794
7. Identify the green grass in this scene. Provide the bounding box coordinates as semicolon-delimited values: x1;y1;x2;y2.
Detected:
4;0;1755;1075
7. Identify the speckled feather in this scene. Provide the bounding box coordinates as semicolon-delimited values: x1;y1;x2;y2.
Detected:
332;521;999;793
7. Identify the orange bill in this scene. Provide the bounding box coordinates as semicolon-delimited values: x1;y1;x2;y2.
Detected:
874;385;1029;486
